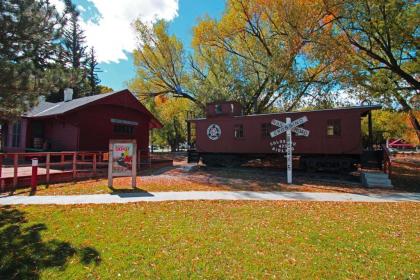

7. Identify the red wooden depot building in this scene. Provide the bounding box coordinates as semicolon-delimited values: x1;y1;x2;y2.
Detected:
1;89;162;158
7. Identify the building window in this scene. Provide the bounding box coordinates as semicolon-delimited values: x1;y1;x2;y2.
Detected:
12;121;21;147
261;123;271;138
113;124;134;136
215;104;223;114
327;119;341;136
234;124;244;139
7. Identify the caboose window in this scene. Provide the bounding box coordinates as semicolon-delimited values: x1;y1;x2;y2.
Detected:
327;119;341;136
261;123;271;138
215;104;223;114
234;124;244;138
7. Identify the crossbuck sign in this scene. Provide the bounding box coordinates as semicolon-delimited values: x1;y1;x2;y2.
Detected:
270;116;309;184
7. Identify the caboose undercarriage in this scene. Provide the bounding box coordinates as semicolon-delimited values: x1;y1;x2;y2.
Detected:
190;152;362;172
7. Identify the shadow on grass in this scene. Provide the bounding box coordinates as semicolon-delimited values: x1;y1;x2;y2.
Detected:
108;185;152;195
0;206;101;279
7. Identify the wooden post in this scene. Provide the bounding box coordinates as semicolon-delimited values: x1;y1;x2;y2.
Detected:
132;143;137;188
31;158;38;192
72;152;77;179
0;154;3;192
389;164;392;178
108;143;113;187
13;154;18;189
46;153;50;184
0;154;2;179
187;121;191;149
368;111;373;150
93;153;97;177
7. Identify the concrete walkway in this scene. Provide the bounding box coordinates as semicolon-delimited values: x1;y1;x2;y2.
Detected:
0;191;419;205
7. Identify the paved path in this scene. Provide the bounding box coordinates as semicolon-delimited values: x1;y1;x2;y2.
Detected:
0;191;419;205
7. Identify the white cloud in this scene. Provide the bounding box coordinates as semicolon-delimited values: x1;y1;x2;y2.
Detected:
83;0;179;63
50;0;65;13
51;0;179;63
76;5;86;13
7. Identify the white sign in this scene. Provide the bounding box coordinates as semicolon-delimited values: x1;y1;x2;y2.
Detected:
271;118;310;137
111;143;134;176
108;139;137;188
286;118;293;184
207;124;221;140
270;116;309;184
270;116;309;138
270;140;296;153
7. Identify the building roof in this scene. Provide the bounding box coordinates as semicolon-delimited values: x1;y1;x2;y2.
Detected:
24;89;163;128
188;104;382;121
25;91;119;117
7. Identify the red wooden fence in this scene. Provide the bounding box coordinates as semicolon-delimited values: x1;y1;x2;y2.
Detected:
0;151;110;192
0;151;174;192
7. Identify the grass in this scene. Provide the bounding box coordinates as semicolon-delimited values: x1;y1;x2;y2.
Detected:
1;201;419;279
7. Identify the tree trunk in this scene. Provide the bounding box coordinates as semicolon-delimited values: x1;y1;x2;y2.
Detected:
407;110;420;142
394;92;420;142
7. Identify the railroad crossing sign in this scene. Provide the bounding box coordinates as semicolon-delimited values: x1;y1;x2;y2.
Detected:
270;116;309;184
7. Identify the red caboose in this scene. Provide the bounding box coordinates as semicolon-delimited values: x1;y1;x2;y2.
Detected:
187;101;381;170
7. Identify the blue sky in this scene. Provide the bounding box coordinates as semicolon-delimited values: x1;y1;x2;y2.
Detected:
68;0;225;90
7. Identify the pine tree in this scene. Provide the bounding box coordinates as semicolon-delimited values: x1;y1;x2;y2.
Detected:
62;0;88;98
0;0;66;119
86;47;101;95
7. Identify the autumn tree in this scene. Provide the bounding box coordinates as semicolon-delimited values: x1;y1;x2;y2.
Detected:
323;0;420;140
132;1;348;115
143;96;190;151
131;20;198;105
191;0;346;113
97;85;114;94
361;110;420;145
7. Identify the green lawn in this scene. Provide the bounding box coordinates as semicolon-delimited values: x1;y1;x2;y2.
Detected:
1;202;419;279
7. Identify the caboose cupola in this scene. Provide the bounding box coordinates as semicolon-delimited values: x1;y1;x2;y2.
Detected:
206;101;243;118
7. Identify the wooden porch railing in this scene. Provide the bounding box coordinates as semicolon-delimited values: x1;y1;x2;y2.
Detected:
0;150;172;192
0;151;109;192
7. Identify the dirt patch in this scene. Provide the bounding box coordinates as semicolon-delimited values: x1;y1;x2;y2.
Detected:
6;158;417;196
391;157;420;192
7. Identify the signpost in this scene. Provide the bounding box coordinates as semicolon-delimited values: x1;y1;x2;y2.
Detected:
270;116;309;184
108;139;137;188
